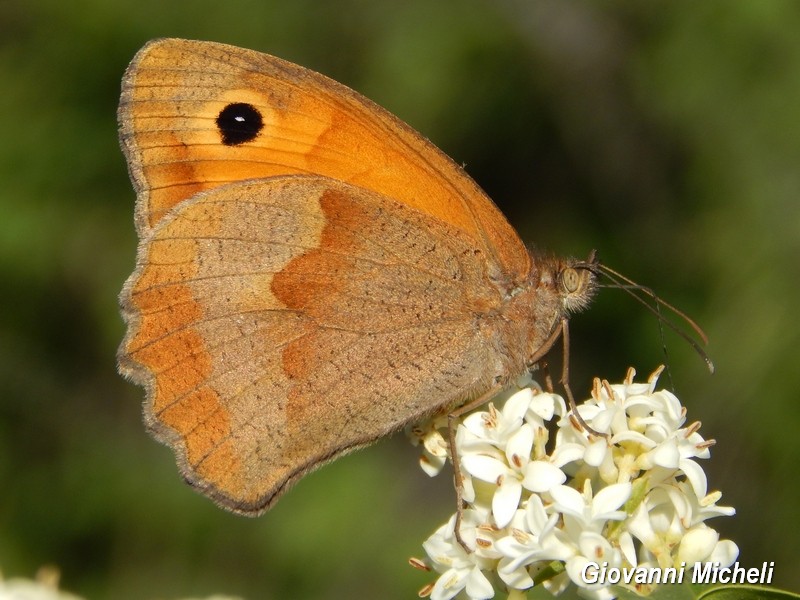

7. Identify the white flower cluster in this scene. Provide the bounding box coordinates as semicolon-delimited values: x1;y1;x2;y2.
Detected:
0;566;243;600
0;567;83;600
407;367;738;600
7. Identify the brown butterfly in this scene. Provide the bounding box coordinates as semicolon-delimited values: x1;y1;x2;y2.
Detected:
117;38;597;516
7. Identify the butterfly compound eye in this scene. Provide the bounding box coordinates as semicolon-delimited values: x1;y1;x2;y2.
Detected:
558;264;597;314
560;267;582;294
216;102;264;146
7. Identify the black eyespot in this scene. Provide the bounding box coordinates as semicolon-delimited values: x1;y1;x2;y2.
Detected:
216;102;264;146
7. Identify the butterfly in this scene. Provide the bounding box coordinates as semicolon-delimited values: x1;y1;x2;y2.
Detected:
117;38;597;516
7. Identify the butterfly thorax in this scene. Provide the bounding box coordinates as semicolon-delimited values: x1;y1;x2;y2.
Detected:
482;252;597;383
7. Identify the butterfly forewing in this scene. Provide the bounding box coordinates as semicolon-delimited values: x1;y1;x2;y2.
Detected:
118;38;530;280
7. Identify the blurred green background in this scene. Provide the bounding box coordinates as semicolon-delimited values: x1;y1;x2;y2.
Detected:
1;0;799;598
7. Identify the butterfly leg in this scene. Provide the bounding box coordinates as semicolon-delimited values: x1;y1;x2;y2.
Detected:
558;318;605;438
537;360;555;393
446;385;503;553
527;318;605;437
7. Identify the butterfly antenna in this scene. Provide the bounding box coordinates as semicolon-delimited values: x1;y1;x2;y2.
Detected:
597;263;714;374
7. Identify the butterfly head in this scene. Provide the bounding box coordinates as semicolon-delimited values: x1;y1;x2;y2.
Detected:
555;250;599;315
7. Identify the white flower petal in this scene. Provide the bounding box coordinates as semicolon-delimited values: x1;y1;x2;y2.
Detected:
585;405;614;433
541;571;571;596
522;461;566;493
663;483;692;525
549;484;586;519
528;392;557;420
650;438;680;468
539;525;578;561
496;536;544;574
654;390;683;422
583;584;625;600
627;503;657;548
525;494;550;534
423;523;474;572
493;479;522;528
611;430;655;447
565;555;599;589
505;424;534;470
423;430;448;456
420;451;447;477
465;566;495;600
462;454;508;483
681;432;711;459
550;442;586;467
430;567;468;600
709;539;740;567
462;473;476;504
577;531;614;563
697;493;736;519
591;482;631;517
423;524;456;563
680;458;708;499
678;526;719;564
462;412;489;437
497;556;534;590
504;388;533;423
618;531;637;566
583;439;608;467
